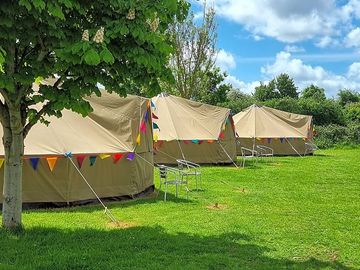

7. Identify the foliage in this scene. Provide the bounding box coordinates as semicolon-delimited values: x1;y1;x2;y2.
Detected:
254;73;298;101
315;124;360;148
344;102;360;123
262;97;302;114
220;89;255;114
166;3;217;99
338;89;360;106
1;148;360;269
197;68;231;105
301;84;326;101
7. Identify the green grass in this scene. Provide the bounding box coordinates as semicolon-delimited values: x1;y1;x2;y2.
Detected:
1;148;359;270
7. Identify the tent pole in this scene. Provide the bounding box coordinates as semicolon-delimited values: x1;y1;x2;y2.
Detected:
177;140;186;161
67;156;118;223
285;138;303;158
218;141;239;168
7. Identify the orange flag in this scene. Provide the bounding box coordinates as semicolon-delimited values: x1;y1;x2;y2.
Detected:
46;157;58;172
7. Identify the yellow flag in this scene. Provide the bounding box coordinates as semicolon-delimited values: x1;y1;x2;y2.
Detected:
46;157;58;172
0;158;4;169
153;133;158;142
99;154;111;160
136;133;141;145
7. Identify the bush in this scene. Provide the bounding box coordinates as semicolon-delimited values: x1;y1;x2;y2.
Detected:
315;124;360;148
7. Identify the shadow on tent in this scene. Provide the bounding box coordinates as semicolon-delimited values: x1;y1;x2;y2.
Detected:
0;226;354;270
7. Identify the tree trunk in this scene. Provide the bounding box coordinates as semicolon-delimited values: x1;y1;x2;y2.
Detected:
2;108;24;230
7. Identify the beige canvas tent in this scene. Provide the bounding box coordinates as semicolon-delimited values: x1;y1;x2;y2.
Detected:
233;104;314;156
152;93;236;164
0;92;154;204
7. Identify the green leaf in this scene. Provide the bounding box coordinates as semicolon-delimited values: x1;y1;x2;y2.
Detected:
84;49;100;66
100;48;115;64
33;0;45;10
34;76;44;84
19;0;32;11
48;3;65;20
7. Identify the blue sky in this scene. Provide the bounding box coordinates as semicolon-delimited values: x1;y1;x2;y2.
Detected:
190;0;360;97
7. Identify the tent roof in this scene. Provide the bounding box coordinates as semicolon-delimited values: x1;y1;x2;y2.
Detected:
233;104;312;138
0;92;148;156
152;93;230;141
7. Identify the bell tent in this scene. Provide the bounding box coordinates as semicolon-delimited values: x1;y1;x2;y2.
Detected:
0;92;154;205
233;104;314;156
151;93;236;164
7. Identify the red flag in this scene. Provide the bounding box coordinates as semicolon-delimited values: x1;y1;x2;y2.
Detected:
113;153;124;164
152;112;159;119
76;155;87;169
219;132;225;139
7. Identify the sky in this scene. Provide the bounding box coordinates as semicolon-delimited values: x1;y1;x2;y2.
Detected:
190;0;360;97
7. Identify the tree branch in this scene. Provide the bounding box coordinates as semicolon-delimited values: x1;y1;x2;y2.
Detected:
23;101;53;138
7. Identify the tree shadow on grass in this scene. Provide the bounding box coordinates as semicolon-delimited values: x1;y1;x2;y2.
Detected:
0;226;355;270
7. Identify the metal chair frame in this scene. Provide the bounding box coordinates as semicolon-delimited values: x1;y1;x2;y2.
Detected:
241;147;258;168
256;145;274;162
158;165;189;201
304;141;318;155
176;159;202;191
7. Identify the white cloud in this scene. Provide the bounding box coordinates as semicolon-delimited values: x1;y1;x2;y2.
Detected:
216;49;236;71
345;27;360;48
261;51;360;96
212;0;338;43
224;75;261;94
284;45;305;53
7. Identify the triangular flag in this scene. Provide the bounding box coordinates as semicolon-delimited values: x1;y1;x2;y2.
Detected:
280;138;285;144
183;140;190;144
219;132;225;139
267;138;272;143
136;133;141;145
113;153;124;164
154;133;158;142
126;152;135;161
152;112;159;119
153;122;160;130
198;140;203;145
147;100;151;109
140;121;146;133
151;100;155;108
256;137;261;141
65;152;72;158
30;158;40;171
46;157;58;172
144;110;149;122
89;156;97;166
99;154;111;159
76;155;86;169
226;117;230;124
207;140;214;143
0;158;4;169
191;139;199;144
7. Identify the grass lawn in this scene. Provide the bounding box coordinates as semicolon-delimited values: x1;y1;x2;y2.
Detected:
0;148;359;270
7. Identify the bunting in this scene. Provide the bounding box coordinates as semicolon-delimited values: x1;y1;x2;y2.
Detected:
267;138;272;144
65;152;73;158
113;153;124;164
191;139;199;144
147;100;151;109
152;112;159;119
76;155;86;169
99;154;111;160
89;156;97;166
126;152;135;161
0;158;4;169
183;140;190;144
46;157;58;172
153;133;158;142
30;158;40;171
280;138;285;144
140;122;146;133
136;133;141;145
198;140;204;145
219;132;225;139
144;110;149;122
153;123;160;130
151;100;155;108
207;140;214;143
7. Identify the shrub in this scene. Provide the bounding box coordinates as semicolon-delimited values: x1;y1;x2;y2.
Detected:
315;124;360;148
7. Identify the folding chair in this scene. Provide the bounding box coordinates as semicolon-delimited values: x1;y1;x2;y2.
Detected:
304;141;318;155
256;145;274;162
241;147;258;168
158;165;189;201
176;159;202;191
